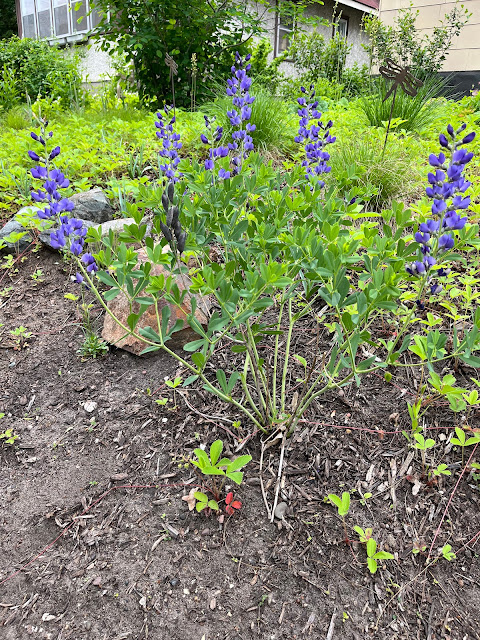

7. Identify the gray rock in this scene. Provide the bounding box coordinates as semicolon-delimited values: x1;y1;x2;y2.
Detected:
0;219;33;254
274;502;288;520
69;188;114;224
100;218;136;236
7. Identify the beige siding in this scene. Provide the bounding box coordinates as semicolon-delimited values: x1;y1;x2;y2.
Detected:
379;0;480;71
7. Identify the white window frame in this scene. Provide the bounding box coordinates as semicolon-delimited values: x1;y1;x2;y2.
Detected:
276;11;294;56
19;0;105;44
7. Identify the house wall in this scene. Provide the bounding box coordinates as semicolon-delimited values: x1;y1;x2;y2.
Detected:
378;0;480;73
77;41;114;86
253;0;373;78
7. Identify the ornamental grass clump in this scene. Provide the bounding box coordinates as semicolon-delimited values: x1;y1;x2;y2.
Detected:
295;84;335;187
406;123;475;307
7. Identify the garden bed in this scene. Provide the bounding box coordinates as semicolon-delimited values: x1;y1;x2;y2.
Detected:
1;248;479;640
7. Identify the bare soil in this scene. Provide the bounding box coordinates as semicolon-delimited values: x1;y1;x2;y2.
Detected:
1;248;479;640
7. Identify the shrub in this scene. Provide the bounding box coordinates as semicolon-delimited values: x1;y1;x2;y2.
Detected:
359;74;449;134
289;31;351;83
363;5;470;78
0;37;84;108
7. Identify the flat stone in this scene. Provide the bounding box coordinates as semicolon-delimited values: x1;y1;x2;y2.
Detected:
0;219;33;254
99;218;136;236
102;248;211;355
69;188;114;224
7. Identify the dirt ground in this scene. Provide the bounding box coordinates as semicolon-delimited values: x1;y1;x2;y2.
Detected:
1;248;479;640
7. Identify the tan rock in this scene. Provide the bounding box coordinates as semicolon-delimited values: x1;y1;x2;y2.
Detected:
102;248;210;355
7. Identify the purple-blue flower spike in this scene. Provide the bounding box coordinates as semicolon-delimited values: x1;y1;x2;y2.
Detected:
225;52;255;176
406;122;475;301
295;85;335;188
155;105;183;183
200;115;228;179
28;117;97;276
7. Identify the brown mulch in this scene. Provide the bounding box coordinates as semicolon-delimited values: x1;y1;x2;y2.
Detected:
0;248;479;640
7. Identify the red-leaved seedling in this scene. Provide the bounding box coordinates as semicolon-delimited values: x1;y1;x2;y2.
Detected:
225;492;242;516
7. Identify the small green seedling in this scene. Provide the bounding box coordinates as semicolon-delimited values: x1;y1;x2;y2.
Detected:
359;492;372;506
442;544;456;561
193;491;219;513
190;439;252;512
365;537;394;574
191;440;252;487
165;376;183;389
353;526;373;543
451;427;480;465
327;492;350;517
9;326;32;349
0;428;19;446
413;433;435;451
430;463;451;478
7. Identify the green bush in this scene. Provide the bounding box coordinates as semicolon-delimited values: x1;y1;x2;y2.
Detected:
0;37;84;109
289;31;351;83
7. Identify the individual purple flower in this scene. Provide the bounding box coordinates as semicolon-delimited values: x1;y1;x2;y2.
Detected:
82;253;98;273
438;234;454;250
295;85;335;188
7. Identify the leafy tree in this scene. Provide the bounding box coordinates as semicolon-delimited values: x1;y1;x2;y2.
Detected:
0;0;17;39
363;4;470;78
90;0;321;107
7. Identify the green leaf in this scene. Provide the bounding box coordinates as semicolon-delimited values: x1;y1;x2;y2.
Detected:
202;465;225;476
216;369;228;393
183;375;199;386
226;454;252;472
207;500;219;510
194;491;208;502
183;339;206;352
366;538;377;557
367;557;378;574
191;352;206;369
374;551;394;560
226;471;243;484
209;440;223;466
193;448;209;469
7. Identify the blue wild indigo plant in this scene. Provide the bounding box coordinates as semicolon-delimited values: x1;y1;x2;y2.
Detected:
29;116;97;281
155;104;183;183
201;52;256;178
295;85;335;187
406;123;475;307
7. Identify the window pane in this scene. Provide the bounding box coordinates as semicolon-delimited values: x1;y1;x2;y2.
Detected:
91;9;102;28
21;0;36;38
37;0;52;38
54;0;69;35
336;18;348;39
73;0;88;32
278;28;291;53
90;2;103;28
